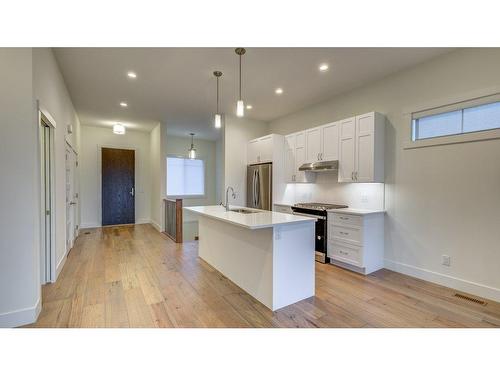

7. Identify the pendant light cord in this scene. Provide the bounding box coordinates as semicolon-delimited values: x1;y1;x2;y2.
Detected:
239;54;242;100
216;76;219;113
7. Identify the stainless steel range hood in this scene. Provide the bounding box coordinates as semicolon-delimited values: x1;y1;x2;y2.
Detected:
298;160;339;172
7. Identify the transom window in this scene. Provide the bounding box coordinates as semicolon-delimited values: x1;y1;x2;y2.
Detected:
412;98;500;141
167;156;205;197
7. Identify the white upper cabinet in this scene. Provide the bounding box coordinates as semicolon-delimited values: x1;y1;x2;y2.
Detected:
305;122;340;163
321;121;340;161
338;117;356;182
247;139;259;165
258;135;273;163
284;131;315;183
284;134;296;182
305;127;322;163
338;112;385;183
247;134;275;164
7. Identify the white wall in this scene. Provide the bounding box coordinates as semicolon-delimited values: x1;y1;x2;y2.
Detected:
33;48;82;274
150;124;161;230
0;49;41;327
80;125;151;228
224;116;269;206
269;48;500;301
215;136;224;204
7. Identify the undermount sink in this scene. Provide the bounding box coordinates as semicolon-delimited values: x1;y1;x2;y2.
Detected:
229;208;259;214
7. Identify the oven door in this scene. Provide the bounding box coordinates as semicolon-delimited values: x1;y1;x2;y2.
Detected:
290;211;328;263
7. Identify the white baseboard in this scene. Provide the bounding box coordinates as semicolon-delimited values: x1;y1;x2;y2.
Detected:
81;219;152;229
0;298;41;328
385;259;500;303
55;254;67;280
150;220;161;232
80;222;100;229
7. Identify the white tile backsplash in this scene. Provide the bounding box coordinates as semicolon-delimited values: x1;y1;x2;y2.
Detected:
278;171;385;210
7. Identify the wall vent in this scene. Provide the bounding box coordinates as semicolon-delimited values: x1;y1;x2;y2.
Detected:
454;293;487;305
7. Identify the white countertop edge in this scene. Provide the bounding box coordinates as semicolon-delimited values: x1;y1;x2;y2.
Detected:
184;205;316;230
327;208;386;215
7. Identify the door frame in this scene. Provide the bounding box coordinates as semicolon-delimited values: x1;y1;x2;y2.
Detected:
38;103;57;284
65;142;78;252
97;144;138;226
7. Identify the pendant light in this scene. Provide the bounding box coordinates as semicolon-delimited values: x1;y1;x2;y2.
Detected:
188;133;197;159
235;47;246;117
213;71;223;128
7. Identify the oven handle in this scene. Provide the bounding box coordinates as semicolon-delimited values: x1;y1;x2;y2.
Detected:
291;211;324;220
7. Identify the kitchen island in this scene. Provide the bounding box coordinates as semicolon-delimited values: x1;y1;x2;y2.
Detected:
185;205;316;311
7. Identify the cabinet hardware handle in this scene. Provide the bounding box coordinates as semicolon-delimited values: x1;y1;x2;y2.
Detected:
340;231;349;235
351;171;354;180
340;217;348;220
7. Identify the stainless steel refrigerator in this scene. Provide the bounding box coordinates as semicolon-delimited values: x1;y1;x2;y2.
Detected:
247;163;272;210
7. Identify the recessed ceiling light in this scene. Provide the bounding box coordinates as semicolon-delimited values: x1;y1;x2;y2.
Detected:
319;64;329;72
275;88;283;95
246;105;253;109
120;102;128;107
127;71;137;79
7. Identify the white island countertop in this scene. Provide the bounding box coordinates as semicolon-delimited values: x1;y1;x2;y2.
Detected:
185;205;316;230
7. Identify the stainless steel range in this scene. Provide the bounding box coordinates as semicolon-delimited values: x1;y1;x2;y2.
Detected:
291;202;348;263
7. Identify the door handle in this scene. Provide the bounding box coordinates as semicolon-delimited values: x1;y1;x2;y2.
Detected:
130;187;135;196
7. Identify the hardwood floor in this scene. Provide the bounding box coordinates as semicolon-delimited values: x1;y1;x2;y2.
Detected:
27;224;500;328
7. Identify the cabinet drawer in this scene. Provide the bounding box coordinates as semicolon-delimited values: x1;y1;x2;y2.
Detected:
331;213;362;227
329;225;362;245
328;241;362;266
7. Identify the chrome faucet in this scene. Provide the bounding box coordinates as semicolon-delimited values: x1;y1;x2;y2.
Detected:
224;186;236;211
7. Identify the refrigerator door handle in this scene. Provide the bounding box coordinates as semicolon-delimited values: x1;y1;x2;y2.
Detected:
256;169;260;208
252;169;256;207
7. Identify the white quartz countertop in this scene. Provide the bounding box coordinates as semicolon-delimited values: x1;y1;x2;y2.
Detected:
327;208;385;215
185;205;316;230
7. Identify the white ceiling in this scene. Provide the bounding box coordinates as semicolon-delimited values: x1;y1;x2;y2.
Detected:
54;48;453;140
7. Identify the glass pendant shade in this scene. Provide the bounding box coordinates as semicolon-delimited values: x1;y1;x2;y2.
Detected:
188;148;196;159
236;100;244;117
214;113;222;128
188;133;196;159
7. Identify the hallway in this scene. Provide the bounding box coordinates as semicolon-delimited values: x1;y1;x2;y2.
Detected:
29;224;500;328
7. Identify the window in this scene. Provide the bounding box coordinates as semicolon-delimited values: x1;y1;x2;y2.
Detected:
412;98;500;141
167;156;205;197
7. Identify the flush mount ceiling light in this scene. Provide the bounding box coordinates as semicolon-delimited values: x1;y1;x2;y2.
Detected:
246;104;253;109
319;63;329;72
188;133;197;159
213;71;223;129
120;102;128;107
235;47;246;117
113;123;125;135
127;71;137;79
275;88;283;95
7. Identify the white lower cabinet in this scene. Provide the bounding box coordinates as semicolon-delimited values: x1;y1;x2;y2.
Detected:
327;212;384;275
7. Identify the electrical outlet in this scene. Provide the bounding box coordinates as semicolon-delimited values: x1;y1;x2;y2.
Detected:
442;255;451;267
